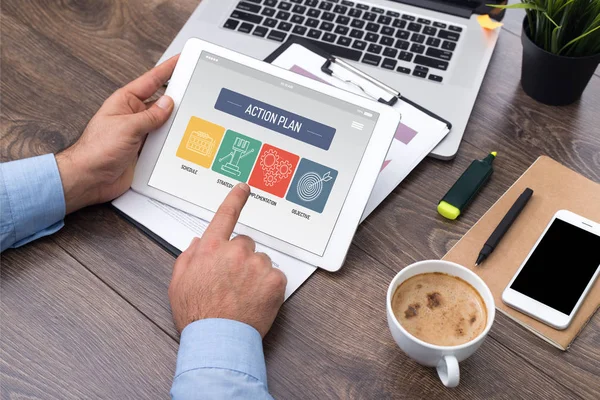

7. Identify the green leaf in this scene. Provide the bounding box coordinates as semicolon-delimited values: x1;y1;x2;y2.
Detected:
559;24;600;55
487;3;545;11
551;25;561;53
544;12;560;28
556;0;575;14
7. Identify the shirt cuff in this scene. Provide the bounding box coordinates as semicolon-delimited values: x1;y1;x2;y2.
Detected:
175;318;267;386
1;154;66;247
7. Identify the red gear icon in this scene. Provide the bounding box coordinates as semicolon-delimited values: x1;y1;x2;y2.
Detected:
249;145;299;198
277;159;293;179
259;148;287;186
260;149;278;170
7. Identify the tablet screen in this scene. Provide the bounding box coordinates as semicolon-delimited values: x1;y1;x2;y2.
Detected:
149;51;380;256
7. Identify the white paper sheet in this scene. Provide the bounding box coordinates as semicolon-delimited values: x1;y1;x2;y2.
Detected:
112;190;316;301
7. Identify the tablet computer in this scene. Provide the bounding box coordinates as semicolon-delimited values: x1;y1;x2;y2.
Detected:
133;38;400;271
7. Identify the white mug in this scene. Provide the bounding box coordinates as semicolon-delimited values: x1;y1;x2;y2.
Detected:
386;260;495;388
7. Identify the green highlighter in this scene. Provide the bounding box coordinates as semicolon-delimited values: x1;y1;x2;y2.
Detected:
438;152;497;220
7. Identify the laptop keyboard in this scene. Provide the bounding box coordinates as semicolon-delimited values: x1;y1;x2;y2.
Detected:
223;0;465;83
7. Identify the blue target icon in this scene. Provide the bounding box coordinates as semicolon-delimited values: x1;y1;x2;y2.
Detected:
286;159;338;213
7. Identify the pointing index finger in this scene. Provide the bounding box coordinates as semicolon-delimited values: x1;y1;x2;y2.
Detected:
204;183;251;241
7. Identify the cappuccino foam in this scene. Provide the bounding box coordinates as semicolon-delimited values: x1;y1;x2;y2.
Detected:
392;272;487;346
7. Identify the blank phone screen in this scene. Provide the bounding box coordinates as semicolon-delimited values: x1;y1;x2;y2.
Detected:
510;219;600;315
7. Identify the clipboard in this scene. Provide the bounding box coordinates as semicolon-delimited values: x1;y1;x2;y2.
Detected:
264;36;451;130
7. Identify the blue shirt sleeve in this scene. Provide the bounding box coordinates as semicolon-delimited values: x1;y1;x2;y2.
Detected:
171;318;273;400
0;154;66;252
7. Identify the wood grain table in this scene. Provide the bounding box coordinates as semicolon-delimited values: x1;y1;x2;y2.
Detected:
2;1;599;399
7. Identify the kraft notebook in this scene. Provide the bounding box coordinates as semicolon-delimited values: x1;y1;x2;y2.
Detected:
443;156;600;350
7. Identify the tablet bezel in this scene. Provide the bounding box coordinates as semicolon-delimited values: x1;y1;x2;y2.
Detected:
132;38;400;271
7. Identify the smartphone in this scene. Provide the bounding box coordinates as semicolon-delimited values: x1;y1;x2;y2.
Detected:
502;210;600;330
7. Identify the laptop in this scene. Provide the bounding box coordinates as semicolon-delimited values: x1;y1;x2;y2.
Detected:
159;0;502;159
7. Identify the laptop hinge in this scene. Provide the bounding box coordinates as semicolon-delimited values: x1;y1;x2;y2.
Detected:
388;0;475;19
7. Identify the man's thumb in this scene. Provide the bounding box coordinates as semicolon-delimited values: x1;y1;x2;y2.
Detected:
132;95;174;135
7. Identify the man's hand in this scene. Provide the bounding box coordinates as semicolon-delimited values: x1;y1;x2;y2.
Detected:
56;55;179;214
168;183;287;337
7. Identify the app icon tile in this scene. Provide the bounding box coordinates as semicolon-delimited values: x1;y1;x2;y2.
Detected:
286;158;338;213
212;130;261;182
176;117;225;168
248;144;299;198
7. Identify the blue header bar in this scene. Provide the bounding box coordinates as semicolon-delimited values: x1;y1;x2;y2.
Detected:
214;88;336;150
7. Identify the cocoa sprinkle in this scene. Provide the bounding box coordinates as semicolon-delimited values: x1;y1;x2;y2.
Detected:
404;303;421;318
427;292;442;309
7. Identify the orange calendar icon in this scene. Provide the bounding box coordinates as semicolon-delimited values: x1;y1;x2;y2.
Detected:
176;117;225;168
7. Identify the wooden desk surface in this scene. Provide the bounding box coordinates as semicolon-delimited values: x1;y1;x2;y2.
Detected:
2;1;599;398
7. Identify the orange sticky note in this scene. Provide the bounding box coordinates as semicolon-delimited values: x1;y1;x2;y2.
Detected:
477;14;503;30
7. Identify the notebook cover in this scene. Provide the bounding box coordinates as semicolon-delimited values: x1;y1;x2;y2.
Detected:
442;156;600;350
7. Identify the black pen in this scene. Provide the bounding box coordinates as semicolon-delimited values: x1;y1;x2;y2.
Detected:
476;188;534;266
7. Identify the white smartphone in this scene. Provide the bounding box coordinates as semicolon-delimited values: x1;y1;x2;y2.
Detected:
502;210;600;330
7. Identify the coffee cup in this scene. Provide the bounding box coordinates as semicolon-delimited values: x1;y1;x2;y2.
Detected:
386;260;495;387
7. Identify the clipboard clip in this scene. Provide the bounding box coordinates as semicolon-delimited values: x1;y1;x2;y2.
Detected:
321;56;400;107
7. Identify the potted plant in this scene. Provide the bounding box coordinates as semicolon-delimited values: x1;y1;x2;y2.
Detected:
491;0;600;105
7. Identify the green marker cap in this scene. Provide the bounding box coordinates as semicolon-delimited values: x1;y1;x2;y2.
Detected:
437;152;497;220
